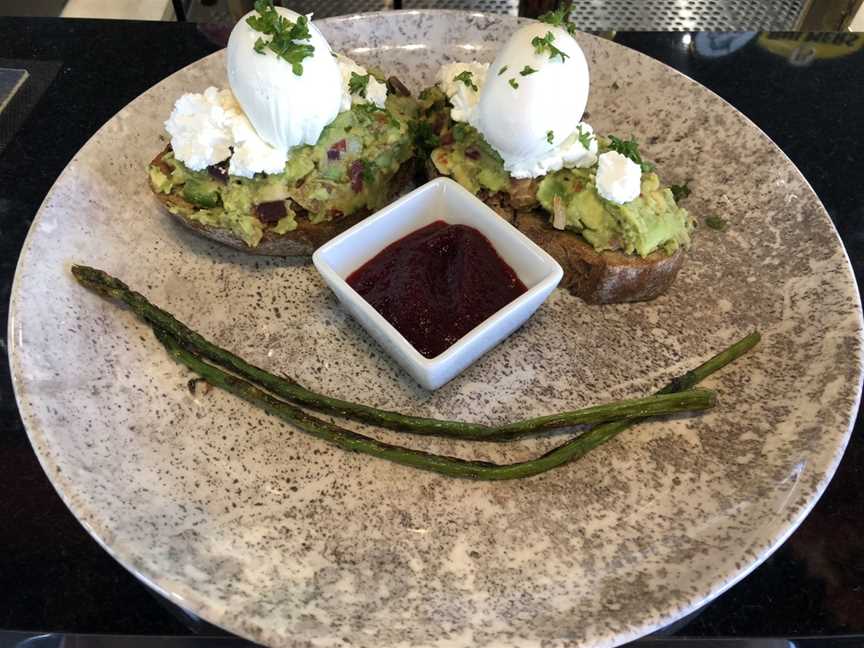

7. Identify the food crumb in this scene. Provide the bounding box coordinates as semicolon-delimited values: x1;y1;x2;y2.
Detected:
188;377;211;396
705;214;728;231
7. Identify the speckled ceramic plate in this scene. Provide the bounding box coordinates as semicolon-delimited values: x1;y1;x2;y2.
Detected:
8;11;864;648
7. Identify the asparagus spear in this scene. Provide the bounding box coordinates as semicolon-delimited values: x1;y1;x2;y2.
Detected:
72;264;717;439
156;329;755;480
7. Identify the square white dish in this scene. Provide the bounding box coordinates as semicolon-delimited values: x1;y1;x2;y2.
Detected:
313;177;564;390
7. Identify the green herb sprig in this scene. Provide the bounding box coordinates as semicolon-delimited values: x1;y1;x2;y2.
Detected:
509;78;519;89
412;121;440;153
453;70;478;92
576;124;594;149
538;3;577;36
532;31;570;62
247;0;315;76
353;102;399;128
705;215;728;231
670;183;691;202
348;71;370;98
520;65;538;76
498;65;509;76
607;135;655;173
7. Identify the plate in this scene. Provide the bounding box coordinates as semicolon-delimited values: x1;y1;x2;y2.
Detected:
9;11;864;648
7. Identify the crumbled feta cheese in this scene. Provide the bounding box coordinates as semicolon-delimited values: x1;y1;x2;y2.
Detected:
164;86;287;179
164;87;236;172
596;151;642;204
437;62;488;123
228;113;288;178
336;54;388;111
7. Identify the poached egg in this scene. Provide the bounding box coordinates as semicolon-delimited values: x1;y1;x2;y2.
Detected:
226;6;343;153
472;23;590;178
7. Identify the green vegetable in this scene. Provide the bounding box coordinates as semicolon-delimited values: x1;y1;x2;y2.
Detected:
357;158;376;184
411;120;440;153
576;124;593;149
538;3;577;36
498;65;508;76
453;70;478;92
705;214;728;230
670;183;691;202
247;0;315;75
520;65;538;76
348;71;370;98
547;130;554;144
509;78;519;89
181;178;220;208
607;134;655;173
154;327;757;480
72;265;723;441
531;31;570;62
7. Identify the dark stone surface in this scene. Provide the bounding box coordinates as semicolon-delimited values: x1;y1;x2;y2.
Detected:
1;18;862;639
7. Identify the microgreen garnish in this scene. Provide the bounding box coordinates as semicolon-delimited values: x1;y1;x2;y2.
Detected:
498;65;508;76
354;102;399;128
509;78;519;89
531;31;570;62
538;3;577;36
576;124;593;149
705;215;727;231
359;158;377;184
520;65;538;76
411;121;440;153
547;130;554;144
453;70;478;92
607;134;654;173
348;71;370;98
670;183;691;202
247;0;314;75
452;122;469;142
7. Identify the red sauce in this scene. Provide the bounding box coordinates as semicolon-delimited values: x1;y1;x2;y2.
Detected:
347;221;527;358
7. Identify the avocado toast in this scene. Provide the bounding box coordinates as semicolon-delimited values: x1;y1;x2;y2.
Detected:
149;94;417;257
418;85;694;304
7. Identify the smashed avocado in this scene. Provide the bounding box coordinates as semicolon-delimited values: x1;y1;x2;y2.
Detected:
537;168;691;256
149;97;414;248
429;121;693;257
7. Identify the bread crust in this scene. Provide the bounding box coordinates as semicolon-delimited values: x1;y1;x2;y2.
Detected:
150;147;415;257
514;211;684;304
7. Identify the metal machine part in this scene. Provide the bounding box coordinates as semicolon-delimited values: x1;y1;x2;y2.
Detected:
409;0;809;28
561;0;808;31
182;0;863;30
401;0;519;14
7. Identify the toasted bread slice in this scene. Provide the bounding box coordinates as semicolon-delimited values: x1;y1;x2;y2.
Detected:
514;211;684;304
151;147;415;257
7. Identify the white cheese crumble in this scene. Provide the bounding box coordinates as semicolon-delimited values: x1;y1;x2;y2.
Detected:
227;113;288;178
164;86;285;179
437;62;488;123
595;151;642;204
336;54;388;111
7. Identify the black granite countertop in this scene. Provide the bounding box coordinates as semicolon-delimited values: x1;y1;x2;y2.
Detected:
1;18;863;642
